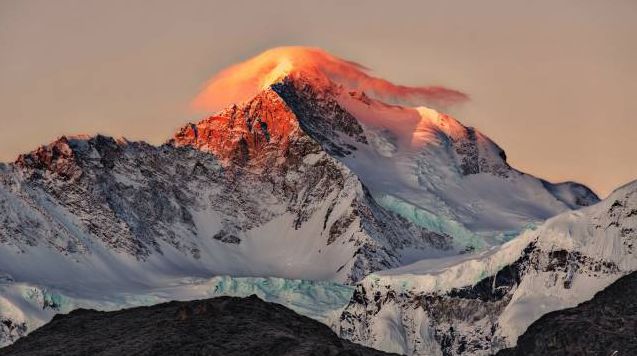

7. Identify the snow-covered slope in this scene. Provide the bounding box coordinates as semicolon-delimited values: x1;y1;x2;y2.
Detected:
338;180;637;355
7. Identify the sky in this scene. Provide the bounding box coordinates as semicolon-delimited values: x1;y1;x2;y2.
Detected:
0;0;635;197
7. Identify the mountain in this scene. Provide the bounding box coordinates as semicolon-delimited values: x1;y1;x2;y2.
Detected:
497;270;637;356
0;46;603;348
0;295;395;356
0;48;597;277
338;180;637;355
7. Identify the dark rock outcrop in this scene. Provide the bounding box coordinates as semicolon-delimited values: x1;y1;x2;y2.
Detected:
497;271;637;356
0;295;396;356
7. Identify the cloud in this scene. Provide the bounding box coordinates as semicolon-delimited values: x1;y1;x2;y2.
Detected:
191;46;468;112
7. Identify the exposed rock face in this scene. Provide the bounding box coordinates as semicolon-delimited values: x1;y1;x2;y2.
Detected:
15;136;83;181
497;271;637;356
272;77;368;157
0;318;26;349
0;295;396;356
541;180;600;209
172;89;304;168
453;126;510;177
337;181;637;356
5;136;223;258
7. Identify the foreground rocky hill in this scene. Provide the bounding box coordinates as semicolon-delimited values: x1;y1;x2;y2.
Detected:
0;295;394;356
497;271;637;356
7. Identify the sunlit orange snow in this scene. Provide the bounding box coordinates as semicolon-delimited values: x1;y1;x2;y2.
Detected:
191;46;468;112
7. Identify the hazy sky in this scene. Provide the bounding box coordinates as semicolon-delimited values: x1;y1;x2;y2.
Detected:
1;0;635;197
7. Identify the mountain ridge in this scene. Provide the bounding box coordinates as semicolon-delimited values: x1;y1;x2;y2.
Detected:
337;179;637;355
0;48;611;350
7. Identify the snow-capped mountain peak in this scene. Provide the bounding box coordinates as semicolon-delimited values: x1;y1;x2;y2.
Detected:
164;51;602;255
0;46;611;351
172;89;303;168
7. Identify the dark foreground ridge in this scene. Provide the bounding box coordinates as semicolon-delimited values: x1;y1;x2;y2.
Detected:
497;271;637;356
0;295;395;356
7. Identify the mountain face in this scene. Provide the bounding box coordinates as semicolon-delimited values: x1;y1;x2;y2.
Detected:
497;270;637;356
0;81;451;288
0;47;606;349
274;75;598;241
337;181;637;355
0;295;395;356
0;67;595;286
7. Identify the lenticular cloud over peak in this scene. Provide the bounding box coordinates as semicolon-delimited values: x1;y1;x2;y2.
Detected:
191;46;468;112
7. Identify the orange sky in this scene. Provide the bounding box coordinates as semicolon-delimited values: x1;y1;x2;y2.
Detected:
0;0;635;197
